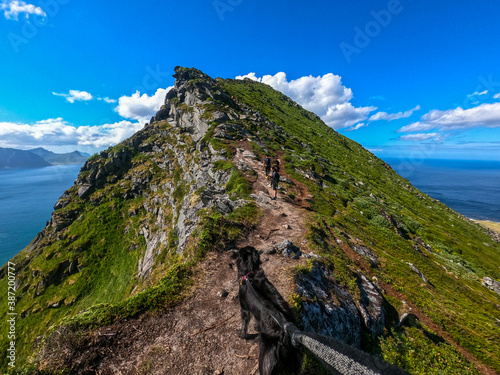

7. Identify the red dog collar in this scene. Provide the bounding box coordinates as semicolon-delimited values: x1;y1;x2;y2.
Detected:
241;271;254;281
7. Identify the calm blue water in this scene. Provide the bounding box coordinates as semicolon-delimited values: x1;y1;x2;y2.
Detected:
0;165;82;267
384;158;500;222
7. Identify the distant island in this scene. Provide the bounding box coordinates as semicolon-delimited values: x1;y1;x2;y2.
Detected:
0;147;89;169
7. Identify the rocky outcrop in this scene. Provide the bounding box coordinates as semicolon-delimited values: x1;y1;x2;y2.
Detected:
352;245;380;267
35;259;79;296
295;263;362;347
295;263;388;347
49;208;80;232
483;276;500;296
264;239;302;258
34;67;255;282
406;262;430;284
151;66;237;143
356;274;385;338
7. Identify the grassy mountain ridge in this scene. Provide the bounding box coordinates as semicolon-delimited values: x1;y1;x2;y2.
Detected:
220;77;500;372
0;67;499;374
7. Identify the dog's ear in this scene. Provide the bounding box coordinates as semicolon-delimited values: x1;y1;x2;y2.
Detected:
252;248;261;267
231;249;239;259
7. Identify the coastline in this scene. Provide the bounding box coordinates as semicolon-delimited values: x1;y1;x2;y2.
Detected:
472;219;500;234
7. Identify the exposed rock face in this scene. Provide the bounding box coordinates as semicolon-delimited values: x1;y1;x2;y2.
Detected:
356;274;385;338
406;262;429;284
33;66;253;282
295;263;362;347
151;66;237;143
267;239;302;258
483;276;500;296
295;263;388;347
352;245;380;267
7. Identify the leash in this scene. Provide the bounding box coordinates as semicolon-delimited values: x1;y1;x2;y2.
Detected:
243;278;409;375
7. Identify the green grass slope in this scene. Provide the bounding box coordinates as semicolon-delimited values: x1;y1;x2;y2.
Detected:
220;77;500;373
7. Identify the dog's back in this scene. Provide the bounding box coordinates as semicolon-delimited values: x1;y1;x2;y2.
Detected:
235;246;303;375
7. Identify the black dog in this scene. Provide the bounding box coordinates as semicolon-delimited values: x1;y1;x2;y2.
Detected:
234;246;303;375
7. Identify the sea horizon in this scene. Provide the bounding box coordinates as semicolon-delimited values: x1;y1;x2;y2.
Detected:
382;157;500;222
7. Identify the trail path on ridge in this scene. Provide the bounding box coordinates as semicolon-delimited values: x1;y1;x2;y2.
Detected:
66;145;312;375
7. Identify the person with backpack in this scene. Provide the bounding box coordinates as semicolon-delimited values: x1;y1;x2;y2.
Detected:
273;158;280;172
269;166;280;200
263;155;271;178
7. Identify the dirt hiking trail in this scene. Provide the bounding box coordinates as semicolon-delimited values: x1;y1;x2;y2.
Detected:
53;145;312;375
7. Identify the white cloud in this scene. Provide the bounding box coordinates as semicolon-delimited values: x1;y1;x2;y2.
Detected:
236;73;260;81
98;97;117;104
53;90;120;104
53;90;94;104
1;0;45;20
345;123;367;131
398;133;440;141
369;105;420;122
115;87;172;122
236;72;376;129
398;102;500;133
494;93;500;99
467;90;488;98
0;87;173;152
0;118;144;150
323;102;376;129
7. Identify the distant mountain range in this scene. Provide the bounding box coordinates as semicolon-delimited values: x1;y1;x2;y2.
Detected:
0;147;89;169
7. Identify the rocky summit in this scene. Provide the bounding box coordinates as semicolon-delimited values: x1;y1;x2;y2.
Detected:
1;67;499;375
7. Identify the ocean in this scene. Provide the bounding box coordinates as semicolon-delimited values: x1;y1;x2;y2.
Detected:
0;164;83;267
0;159;499;267
383;158;500;222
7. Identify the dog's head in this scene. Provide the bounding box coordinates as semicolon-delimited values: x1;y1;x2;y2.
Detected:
233;246;261;275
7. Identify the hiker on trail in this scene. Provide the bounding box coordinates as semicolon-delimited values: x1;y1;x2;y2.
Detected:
263;155;271;178
269;166;280;200
273;158;280;172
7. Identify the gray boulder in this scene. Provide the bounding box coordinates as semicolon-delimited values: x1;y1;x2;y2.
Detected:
483;277;500;296
295;263;362;347
357;274;385;338
275;240;301;258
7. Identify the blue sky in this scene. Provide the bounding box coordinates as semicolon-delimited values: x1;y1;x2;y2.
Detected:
1;0;500;160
